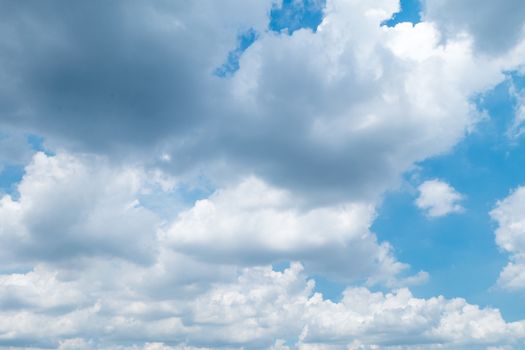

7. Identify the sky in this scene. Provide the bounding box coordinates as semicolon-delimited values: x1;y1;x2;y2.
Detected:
1;0;525;349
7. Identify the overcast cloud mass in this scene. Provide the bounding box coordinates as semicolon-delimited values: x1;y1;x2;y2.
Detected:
1;0;525;349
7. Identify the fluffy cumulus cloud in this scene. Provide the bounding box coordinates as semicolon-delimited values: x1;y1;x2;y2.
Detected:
165;177;417;285
198;0;511;202
415;179;464;218
0;151;521;348
490;186;525;291
0;152;160;268
1;0;525;348
0;151;413;282
1;263;525;349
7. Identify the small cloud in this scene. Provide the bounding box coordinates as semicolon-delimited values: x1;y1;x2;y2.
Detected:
415;179;464;218
490;186;525;291
507;79;525;141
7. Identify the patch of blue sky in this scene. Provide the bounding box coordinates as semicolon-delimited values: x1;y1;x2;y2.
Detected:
138;177;214;221
272;260;291;272
0;165;24;199
269;0;325;34
0;133;51;198
214;28;258;78
215;0;326;77
26;134;53;155
311;274;346;301
383;0;421;27
373;72;525;321
272;261;346;302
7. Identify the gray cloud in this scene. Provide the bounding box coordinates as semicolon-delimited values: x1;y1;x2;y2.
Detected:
0;1;234;152
423;0;525;54
0;0;512;205
0;131;34;170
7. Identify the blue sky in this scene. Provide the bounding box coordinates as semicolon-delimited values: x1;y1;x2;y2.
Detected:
262;0;525;322
2;0;525;349
374;74;525;321
266;0;525;321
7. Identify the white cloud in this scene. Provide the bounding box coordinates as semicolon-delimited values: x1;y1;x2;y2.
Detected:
0;263;523;349
416;180;464;217
166;176;414;285
215;0;511;204
490;186;525;290
0;266;85;311
497;262;525;291
0;152;160;267
0;152;521;348
0;152;414;286
507;79;525;140
58;338;92;350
